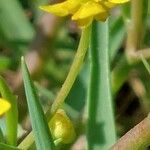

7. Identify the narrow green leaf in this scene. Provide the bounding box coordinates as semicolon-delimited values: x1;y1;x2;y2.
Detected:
111;55;131;95
109;17;125;61
87;21;116;150
30;0;49;22
0;56;11;71
18;82;79;149
0;76;18;146
21;57;55;150
141;54;150;74
0;143;21;150
0;128;4;143
0;0;35;50
35;83;79;120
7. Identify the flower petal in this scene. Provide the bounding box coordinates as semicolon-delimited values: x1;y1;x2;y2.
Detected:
108;0;130;4
0;98;11;116
39;0;80;17
76;17;93;28
103;1;117;9
72;1;106;20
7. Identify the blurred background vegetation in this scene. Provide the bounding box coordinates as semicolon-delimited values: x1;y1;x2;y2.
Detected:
0;0;150;149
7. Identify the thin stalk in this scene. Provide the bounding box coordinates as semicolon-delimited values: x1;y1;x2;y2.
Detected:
18;26;91;149
110;114;150;150
18;132;34;150
51;25;91;115
126;0;143;63
87;21;116;150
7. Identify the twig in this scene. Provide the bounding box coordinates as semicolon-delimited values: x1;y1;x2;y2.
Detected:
110;114;150;150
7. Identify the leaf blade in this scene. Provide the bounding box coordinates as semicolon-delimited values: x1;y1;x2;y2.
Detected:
21;57;55;150
0;76;18;146
87;21;116;150
0;143;21;150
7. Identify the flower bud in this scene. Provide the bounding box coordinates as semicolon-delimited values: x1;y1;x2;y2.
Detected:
0;98;11;116
49;109;76;144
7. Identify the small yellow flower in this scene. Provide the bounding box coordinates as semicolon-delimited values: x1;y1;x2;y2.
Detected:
0;98;11;116
49;109;76;144
40;0;129;27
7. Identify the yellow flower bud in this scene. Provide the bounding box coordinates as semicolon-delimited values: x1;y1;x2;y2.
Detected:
49;109;76;144
0;98;11;116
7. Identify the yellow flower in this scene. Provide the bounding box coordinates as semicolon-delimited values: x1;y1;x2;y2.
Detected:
0;98;11;116
49;109;76;144
40;0;129;27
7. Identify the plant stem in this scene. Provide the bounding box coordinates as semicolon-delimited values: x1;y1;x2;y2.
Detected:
126;0;143;63
18;26;91;149
18;132;34;150
51;25;91;115
110;114;150;150
87;21;116;150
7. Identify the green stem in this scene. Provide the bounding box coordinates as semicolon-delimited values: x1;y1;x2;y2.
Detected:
18;132;34;150
126;0;143;63
18;26;91;149
87;21;116;150
51;25;91;115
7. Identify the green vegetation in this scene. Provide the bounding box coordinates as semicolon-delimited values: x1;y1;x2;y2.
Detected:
0;0;150;150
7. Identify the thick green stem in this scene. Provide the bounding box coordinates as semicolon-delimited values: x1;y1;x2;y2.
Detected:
51;25;91;115
87;21;116;150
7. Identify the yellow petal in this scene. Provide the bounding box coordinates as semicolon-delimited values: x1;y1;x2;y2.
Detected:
103;1;117;9
108;0;130;4
72;1;106;20
0;98;11;116
76;17;93;28
39;0;80;17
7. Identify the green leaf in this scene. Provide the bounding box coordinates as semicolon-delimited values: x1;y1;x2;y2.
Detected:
0;56;11;71
0;128;4;143
109;16;125;61
141;54;150;74
21;57;55;150
87;21;116;150
111;56;131;95
30;0;49;23
35;83;79;120
0;143;21;150
0;76;18;146
0;0;35;43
